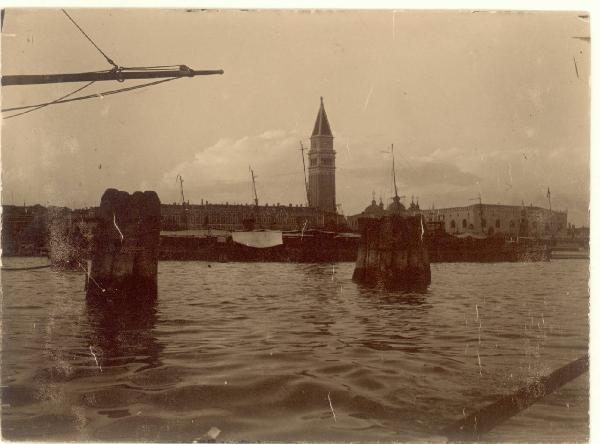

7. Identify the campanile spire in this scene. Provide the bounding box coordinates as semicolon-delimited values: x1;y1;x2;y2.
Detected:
312;96;333;137
308;97;336;213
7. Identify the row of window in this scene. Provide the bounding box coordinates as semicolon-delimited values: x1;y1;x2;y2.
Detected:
448;218;559;232
163;213;314;227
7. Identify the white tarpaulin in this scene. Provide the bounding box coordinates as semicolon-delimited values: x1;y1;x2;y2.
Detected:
231;231;283;248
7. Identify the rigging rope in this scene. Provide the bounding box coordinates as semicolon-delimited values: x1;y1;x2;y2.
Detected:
2;10;196;118
3;80;96;119
2;77;179;115
62;9;118;69
61;10;188;74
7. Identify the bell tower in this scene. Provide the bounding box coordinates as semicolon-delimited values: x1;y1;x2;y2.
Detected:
308;97;336;213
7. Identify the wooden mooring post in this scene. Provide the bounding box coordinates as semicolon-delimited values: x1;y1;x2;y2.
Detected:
87;188;161;299
441;355;589;440
352;214;431;290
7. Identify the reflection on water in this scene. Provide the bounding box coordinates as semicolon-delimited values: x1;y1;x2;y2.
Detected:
86;289;161;372
357;286;430;306
1;259;589;442
354;286;431;354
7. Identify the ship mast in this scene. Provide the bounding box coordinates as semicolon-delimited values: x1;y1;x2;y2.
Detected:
176;174;185;204
299;141;309;206
249;166;259;207
547;187;552;234
249;166;260;228
390;143;406;207
391;143;399;200
176;174;188;229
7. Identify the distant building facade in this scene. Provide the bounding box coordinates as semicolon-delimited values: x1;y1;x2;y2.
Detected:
1;204;48;255
1;204;81;256
421;203;567;238
308;97;336;213
347;198;567;238
160;202;341;231
0;202;342;257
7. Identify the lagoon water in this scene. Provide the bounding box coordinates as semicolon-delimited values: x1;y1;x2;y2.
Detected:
1;258;589;441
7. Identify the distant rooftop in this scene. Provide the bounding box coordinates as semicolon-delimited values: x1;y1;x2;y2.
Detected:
421;202;566;213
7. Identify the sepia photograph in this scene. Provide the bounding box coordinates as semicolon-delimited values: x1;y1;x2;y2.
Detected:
0;5;592;442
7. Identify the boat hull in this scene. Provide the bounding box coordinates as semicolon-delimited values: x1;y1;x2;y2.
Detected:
157;230;550;263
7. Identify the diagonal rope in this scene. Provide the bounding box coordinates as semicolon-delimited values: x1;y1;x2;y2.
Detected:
62;9;118;68
2;77;179;117
3;80;96;119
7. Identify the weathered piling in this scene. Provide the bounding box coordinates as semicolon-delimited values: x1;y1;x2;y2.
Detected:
87;188;161;298
352;214;431;290
441;354;589;440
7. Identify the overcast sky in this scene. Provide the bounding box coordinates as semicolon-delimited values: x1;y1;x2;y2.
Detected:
0;9;590;224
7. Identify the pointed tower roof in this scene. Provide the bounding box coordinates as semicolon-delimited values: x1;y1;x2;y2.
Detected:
311;97;333;137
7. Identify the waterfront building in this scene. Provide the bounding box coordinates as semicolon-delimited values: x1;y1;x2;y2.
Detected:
1;202;345;257
308;97;336;213
160;202;340;232
420;203;567;238
0;204;77;256
1;204;48;255
347;197;567;238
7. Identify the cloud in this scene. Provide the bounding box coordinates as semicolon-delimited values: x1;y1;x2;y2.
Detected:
338;160;480;191
162;129;308;205
335;139;588;222
397;161;481;187
164;128;481;213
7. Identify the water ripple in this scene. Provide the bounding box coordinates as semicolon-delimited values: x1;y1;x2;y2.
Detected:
1;259;589;441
